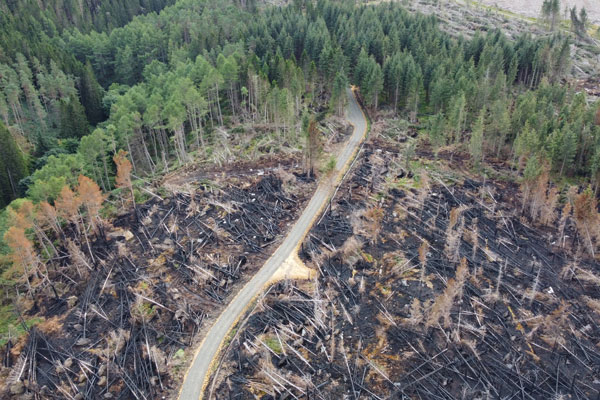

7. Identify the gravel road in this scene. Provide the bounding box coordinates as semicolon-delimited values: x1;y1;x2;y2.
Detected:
177;87;368;400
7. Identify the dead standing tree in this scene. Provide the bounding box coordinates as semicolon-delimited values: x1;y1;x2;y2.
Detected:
3;225;39;297
77;175;106;263
305;119;322;178
55;185;96;264
54;185;82;236
37;201;63;240
573;187;600;257
77;175;104;232
10;200;57;260
114;150;135;209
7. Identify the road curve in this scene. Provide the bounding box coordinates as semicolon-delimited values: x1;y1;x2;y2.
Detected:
178;88;368;400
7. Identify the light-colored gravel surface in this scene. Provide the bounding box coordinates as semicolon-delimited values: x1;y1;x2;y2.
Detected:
177;88;368;400
477;0;600;24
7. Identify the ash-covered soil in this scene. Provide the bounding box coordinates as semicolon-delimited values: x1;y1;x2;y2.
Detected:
0;166;315;399
212;135;600;399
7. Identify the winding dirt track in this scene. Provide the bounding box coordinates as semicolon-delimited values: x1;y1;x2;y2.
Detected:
177;88;368;400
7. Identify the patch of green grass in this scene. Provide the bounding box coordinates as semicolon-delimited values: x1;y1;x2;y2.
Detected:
223;327;238;349
133;182;152;205
393;177;418;190
264;336;283;355
156;186;169;198
0;304;43;346
231;125;245;134
100;201;118;219
361;251;375;263
321;154;337;174
374;191;386;203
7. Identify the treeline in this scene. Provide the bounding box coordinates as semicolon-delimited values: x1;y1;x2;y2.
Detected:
66;0;598;188
325;2;598;187
20;0;319;206
0;0;174;37
3;0;600;210
0;0;175;208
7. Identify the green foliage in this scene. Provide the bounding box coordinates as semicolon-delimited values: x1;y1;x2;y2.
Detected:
469;111;485;168
548;126;577;175
570;7;588;37
264;336;283;355
27;154;83;202
404;140;417;171
0;208;10;255
78;128;115;191
428;112;446;149
0;0;599;217
0;122;28;208
488;98;511;155
59;95;89;139
591;146;600;185
80;62;106;125
0;304;43;347
331;71;348;116
523;154;542;183
514;122;540;167
322;155;337;174
541;0;560;31
355;50;384;108
448;92;467;144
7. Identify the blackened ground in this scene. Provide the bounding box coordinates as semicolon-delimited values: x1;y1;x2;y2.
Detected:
214;137;600;400
0;172;315;400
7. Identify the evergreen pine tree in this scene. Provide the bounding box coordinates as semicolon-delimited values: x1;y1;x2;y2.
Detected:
331;70;348;117
79;61;106;125
0;122;28;207
469;110;485;168
59;94;89;139
541;0;561;31
428;112;446;150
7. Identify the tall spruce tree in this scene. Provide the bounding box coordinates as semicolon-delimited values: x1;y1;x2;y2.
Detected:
541;0;561;31
469;111;485;168
79;61;106;125
59;95;89;139
0;122;28;207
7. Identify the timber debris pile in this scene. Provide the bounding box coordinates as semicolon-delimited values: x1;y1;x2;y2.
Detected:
212;136;600;399
0;169;314;399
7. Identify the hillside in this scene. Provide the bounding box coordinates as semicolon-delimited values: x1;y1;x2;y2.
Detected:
476;0;600;25
0;156;317;398
0;0;599;399
211;120;600;399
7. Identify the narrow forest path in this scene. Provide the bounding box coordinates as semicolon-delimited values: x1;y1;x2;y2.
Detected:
177;88;369;400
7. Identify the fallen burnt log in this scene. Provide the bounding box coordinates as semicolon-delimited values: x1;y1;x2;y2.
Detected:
215;169;600;399
2;174;312;399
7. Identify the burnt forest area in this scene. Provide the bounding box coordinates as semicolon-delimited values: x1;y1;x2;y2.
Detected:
213;135;600;400
0;162;316;399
